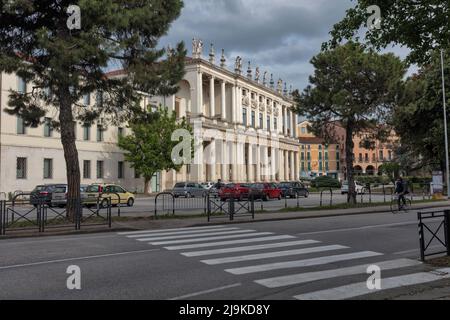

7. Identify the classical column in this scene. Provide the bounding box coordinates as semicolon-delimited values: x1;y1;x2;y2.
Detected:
221;81;226;121
237;86;242;124
290;151;295;181
284;150;289;181
196;71;204;116
295;151;299;180
231;85;236;123
221;140;228;181
231;141;238;182
209;76;215;118
247;144;253;182
292;112;297;138
192;137;204;183
209;139;216;182
262;145;269;182
283;107;287;136
256;144;261;182
270;147;276;181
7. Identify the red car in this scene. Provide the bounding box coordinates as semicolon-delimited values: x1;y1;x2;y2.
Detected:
219;183;252;201
252;183;282;201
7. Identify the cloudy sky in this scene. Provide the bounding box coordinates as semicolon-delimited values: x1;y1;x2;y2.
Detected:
159;0;412;91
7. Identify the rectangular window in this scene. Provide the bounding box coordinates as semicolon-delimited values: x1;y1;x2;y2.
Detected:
96;92;103;107
43;158;53;179
242;108;247;125
259;113;263;129
118;127;124;138
336;151;340;160
83;124;91;141
307;162;311;171
17;117;26;134
96;161;104;179
118;161;124;179
97;125;104;142
18;77;27;93
301;127;306;134
44;117;53;137
83;160;91;179
388;150;392;161
134;169;140;179
307;152;311;161
16;157;27;179
267;116;270;131
379;150;384;161
251;111;256;128
325;152;329;161
359;153;363;162
337;161;340;170
325;162;329;171
301;162;305;172
318;152;322;161
274;118;278;131
83;93;91;106
319;162;323;171
365;153;369;162
301;152;305;161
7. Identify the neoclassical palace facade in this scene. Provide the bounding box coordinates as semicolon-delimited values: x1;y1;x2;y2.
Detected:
0;40;300;194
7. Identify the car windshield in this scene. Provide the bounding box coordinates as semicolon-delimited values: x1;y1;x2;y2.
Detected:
86;185;101;192
279;183;291;187
174;183;185;188
32;186;46;192
53;186;66;193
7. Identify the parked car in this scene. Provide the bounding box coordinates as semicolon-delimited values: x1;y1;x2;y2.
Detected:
218;183;254;201
30;184;59;206
251;183;282;201
51;184;89;207
206;181;228;198
278;182;309;198
172;182;206;198
341;181;366;195
84;184;135;207
200;182;215;189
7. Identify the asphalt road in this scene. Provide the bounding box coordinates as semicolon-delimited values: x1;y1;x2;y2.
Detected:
1;208;448;300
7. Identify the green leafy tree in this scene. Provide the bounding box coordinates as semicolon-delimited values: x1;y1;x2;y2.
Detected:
118;107;192;194
378;162;401;183
293;42;406;204
0;1;186;216
392;50;450;175
327;0;450;65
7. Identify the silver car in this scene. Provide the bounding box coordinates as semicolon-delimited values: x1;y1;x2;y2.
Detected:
51;184;89;207
172;182;206;198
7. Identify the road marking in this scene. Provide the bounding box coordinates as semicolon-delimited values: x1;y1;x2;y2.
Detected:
293;268;450;300
126;227;239;238
295;221;417;236
150;232;274;245
168;283;242;300
0;248;160;270
181;240;320;257
393;245;443;255
256;258;422;288
201;245;348;265
225;251;383;275
164;235;296;250
118;225;226;235
0;234;117;246
135;229;256;242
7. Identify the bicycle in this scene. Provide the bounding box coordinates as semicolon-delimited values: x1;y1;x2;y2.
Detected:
390;194;412;214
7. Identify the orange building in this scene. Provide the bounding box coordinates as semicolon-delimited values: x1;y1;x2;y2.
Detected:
297;121;397;180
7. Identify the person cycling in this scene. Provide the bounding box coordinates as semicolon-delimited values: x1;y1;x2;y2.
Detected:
394;176;408;210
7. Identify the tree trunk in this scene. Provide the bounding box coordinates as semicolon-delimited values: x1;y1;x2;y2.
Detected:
144;177;152;195
59;88;80;220
345;122;356;204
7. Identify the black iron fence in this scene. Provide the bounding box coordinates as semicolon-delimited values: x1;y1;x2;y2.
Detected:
154;192;207;218
0;194;112;236
417;210;450;261
206;193;255;222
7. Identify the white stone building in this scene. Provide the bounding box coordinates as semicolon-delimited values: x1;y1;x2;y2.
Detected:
0;42;300;194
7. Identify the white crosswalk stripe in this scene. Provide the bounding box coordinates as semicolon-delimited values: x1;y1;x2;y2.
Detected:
118;225;447;300
164;235;296;250
149;232;274;245
118;225;226;235
134;229;256;242
255;258;422;288
201;245;348;265
181;240;320;257
126;227;240;238
225;251;383;275
293;268;450;300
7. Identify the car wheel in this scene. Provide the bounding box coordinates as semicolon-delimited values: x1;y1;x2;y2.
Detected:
263;195;269;201
185;192;191;198
305;191;309;198
127;198;134;207
100;198;109;208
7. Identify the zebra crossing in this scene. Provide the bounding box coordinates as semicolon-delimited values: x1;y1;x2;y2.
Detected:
118;225;450;300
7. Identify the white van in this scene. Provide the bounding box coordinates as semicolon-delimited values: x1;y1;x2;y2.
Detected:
341;181;366;195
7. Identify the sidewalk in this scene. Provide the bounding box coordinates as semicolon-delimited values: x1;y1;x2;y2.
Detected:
113;200;450;231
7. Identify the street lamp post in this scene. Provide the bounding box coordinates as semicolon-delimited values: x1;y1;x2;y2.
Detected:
440;49;450;199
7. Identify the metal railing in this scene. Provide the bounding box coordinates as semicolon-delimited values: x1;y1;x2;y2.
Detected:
206;193;255;222
418;210;450;261
319;188;333;207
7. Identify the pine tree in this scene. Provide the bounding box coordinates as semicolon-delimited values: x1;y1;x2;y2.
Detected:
0;1;186;217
